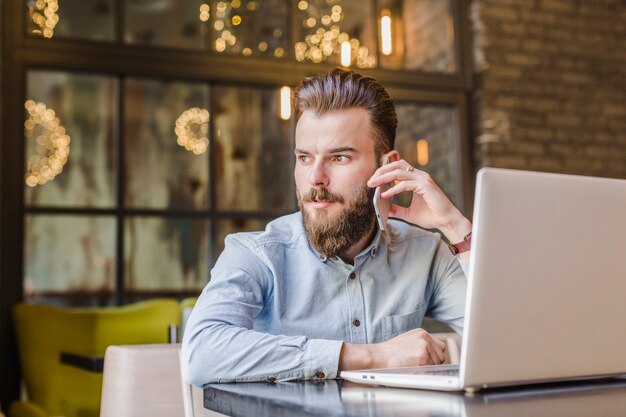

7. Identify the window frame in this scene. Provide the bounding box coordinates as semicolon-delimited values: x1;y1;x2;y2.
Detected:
0;0;474;406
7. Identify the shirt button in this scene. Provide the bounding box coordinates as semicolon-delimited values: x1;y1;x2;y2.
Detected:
315;371;325;379
372;248;377;256
349;272;356;280
353;319;361;327
267;376;277;383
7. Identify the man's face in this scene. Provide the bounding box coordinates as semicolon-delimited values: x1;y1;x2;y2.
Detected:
294;108;379;257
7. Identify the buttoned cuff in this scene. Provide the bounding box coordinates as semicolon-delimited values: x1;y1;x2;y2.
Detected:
458;258;469;277
304;339;344;380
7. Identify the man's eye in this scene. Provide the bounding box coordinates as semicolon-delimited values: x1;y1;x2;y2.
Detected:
298;155;310;163
334;155;350;162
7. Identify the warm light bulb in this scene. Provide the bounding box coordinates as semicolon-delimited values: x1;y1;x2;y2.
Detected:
340;41;351;66
417;139;429;166
279;86;291;120
381;14;392;55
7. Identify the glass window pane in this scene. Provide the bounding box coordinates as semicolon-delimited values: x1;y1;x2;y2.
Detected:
124;0;208;48
215;217;269;258
124;78;210;210
26;0;115;41
124;217;210;292
213;86;294;212
394;103;462;208
294;0;377;68
24;215;116;302
377;0;456;73
25;71;116;208
208;0;288;58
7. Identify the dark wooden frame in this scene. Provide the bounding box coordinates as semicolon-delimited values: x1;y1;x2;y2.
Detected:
0;0;474;408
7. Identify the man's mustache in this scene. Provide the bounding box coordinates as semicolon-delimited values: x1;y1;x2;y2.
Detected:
301;188;345;204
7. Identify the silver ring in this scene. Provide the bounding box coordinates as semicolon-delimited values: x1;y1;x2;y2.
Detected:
406;165;415;172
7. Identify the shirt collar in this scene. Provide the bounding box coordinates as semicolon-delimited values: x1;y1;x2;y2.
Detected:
356;226;384;260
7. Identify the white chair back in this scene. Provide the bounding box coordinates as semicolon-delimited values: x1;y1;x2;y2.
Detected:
100;343;225;417
100;344;185;417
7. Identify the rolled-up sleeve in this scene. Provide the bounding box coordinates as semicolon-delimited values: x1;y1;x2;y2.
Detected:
303;339;343;379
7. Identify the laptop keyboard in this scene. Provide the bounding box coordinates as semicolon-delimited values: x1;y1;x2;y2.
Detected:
416;368;460;376
358;364;460;376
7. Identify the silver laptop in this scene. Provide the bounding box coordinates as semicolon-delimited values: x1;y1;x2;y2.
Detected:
341;167;626;392
340;379;626;416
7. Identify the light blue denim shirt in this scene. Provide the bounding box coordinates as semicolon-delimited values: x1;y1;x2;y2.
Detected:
182;212;467;386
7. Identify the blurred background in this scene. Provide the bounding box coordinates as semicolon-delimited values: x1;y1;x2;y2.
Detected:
1;0;625;409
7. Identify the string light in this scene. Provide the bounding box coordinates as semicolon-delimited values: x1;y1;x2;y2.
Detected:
28;0;59;38
207;0;282;57
294;1;376;68
24;100;70;187
175;108;210;155
199;3;210;22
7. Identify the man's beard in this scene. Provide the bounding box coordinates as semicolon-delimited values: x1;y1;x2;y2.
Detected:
298;185;376;258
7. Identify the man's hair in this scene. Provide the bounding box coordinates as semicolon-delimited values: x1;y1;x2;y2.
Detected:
294;68;397;156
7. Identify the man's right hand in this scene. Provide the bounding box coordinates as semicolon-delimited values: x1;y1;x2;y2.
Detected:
339;328;447;371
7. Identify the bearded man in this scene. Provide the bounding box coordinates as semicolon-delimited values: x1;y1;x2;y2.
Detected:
183;68;472;385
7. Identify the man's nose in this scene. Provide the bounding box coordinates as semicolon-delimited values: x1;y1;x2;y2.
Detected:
309;161;329;187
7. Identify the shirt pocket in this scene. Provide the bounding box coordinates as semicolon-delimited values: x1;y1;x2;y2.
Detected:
381;303;427;340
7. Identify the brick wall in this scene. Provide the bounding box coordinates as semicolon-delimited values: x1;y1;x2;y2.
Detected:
471;0;626;179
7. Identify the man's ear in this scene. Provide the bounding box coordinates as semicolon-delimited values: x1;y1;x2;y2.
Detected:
381;150;400;164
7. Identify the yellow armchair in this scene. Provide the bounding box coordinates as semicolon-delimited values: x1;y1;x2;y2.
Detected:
11;299;181;417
